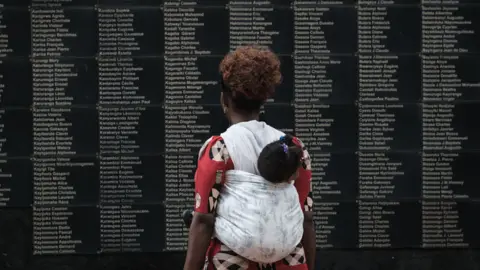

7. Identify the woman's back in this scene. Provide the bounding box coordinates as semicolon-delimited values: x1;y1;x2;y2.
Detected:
213;120;305;263
215;170;304;263
220;120;284;174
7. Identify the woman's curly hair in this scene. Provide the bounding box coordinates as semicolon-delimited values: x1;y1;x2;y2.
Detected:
219;45;282;101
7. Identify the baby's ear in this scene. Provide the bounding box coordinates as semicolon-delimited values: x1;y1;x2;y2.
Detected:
288;169;299;182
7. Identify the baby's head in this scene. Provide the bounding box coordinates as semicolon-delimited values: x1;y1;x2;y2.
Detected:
257;134;303;184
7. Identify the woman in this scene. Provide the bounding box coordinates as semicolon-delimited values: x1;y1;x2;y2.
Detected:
184;45;315;270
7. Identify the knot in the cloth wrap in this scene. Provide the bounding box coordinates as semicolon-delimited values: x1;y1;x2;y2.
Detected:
212;120;304;263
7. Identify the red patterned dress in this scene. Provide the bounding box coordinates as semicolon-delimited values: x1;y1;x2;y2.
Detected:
194;136;313;270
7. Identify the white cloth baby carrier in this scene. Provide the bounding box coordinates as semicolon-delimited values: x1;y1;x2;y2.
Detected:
209;120;304;263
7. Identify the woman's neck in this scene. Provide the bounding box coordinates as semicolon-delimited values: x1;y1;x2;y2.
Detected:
229;112;259;125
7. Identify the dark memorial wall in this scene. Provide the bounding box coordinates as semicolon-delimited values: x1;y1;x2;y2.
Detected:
1;0;480;269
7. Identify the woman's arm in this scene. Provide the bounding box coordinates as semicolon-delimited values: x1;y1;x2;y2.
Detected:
184;137;232;270
293;138;316;270
184;212;214;270
302;211;316;270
